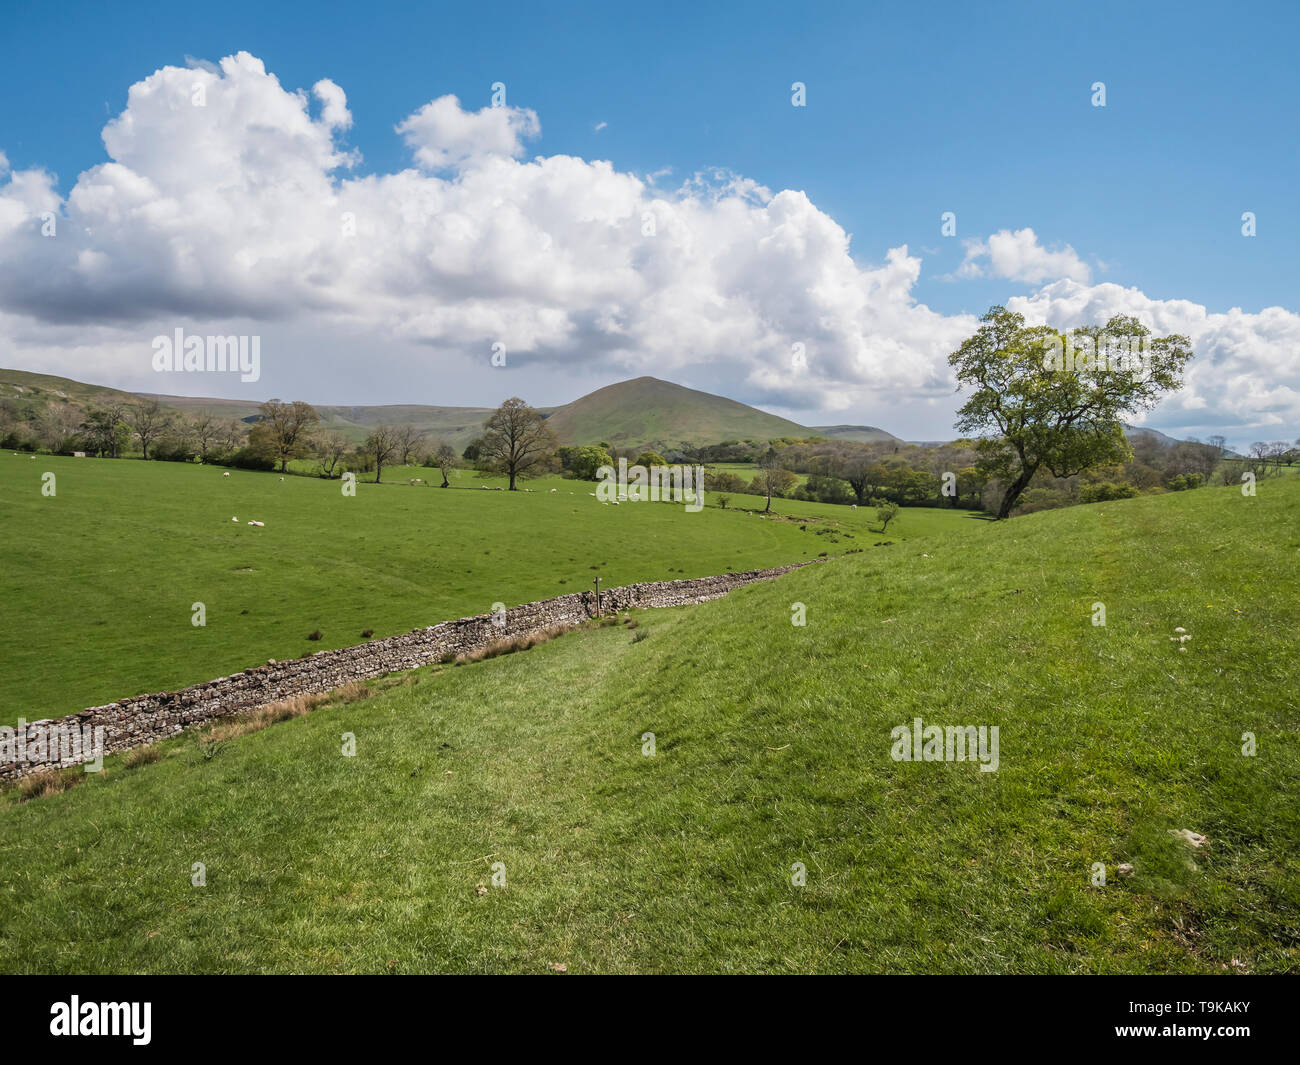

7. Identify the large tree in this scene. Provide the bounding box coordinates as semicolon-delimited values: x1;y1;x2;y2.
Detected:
190;413;222;463
394;423;427;467
753;447;795;513
364;425;400;483
125;399;172;460
949;306;1193;519
256;399;319;472
434;441;457;487
479;398;557;490
316;431;351;478
80;406;130;458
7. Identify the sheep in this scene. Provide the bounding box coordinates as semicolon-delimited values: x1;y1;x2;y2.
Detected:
246;520;265;527
222;471;231;477
550;488;557;492
850;504;857;510
231;517;238;523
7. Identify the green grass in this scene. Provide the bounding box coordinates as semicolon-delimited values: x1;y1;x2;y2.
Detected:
2;478;1296;973
0;453;977;720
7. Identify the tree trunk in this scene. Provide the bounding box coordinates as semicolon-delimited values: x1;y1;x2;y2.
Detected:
996;466;1037;519
509;468;517;490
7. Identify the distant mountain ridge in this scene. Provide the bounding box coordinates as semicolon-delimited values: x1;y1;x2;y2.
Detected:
812;424;905;446
2;365;1220;455
2;368;828;452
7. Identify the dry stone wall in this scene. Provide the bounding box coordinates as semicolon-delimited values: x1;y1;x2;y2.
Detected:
0;563;813;783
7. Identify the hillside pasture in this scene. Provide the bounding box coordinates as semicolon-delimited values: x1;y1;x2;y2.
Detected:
0;454;978;721
1;478;1295;972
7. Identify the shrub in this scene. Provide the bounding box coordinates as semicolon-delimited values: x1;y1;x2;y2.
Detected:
18;769;79;802
307;629;323;641
124;745;163;769
1079;481;1140;504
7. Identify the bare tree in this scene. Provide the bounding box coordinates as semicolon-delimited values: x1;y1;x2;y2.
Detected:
191;413;221;463
364;425;400;483
394;424;427;467
39;402;82;452
753;446;792;513
479;398;557;490
126;399;172;460
220;418;247;451
435;440;457;487
316;431;350;477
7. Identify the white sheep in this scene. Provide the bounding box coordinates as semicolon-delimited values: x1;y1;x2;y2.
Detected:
850;504;857;510
550;488;557;492
231;517;238;522
222;471;231;477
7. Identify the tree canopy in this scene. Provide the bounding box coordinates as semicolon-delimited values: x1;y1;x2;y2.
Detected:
949;306;1193;518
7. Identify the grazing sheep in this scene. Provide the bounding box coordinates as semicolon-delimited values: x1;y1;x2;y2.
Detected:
550;488;557;492
231;517;238;522
247;520;265;527
222;471;231;477
850;504;857;510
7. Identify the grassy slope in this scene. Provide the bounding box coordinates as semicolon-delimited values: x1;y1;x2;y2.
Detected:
543;376;812;450
810;424;904;445
0;453;974;720
0;367;142;416
1;479;1295;973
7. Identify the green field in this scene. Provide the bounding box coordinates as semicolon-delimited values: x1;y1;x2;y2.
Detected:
0;453;977;721
1;477;1296;972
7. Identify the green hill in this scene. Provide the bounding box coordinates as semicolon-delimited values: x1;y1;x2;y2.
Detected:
811;424;905;446
0;367;142;418
544;376;812;451
4;367;833;452
2;477;1295;973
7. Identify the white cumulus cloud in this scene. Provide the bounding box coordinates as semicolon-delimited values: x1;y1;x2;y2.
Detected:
0;52;1294;449
957;227;1092;284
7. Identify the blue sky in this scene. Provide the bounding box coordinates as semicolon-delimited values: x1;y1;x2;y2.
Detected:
1;0;1296;445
